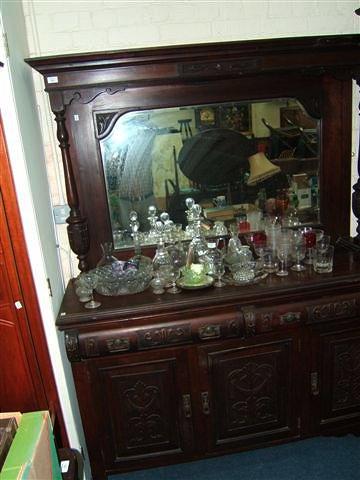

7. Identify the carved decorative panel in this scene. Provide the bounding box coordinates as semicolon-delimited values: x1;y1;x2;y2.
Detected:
226;359;277;430
206;338;294;448
179;58;261;76
84;337;99;357
333;342;360;410
307;298;358;323
65;330;80;362
137;324;191;349
97;353;191;466
313;328;360;432
121;379;167;447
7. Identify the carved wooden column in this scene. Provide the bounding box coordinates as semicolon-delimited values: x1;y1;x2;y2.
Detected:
352;78;360;243
50;93;89;272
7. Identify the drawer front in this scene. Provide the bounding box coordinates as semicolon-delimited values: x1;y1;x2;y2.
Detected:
71;308;243;360
241;303;306;337
306;294;360;324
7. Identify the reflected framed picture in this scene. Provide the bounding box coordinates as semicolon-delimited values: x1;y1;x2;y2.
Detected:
195;104;252;134
219;104;251;133
195;106;219;129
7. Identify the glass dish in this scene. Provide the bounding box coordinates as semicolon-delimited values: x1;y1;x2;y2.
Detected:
225;271;268;286
93;264;153;296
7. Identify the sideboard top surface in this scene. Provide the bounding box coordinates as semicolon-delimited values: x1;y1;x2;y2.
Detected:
57;251;360;329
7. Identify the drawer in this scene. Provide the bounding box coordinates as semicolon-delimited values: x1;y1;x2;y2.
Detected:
241;302;306;336
72;308;243;360
306;294;360;324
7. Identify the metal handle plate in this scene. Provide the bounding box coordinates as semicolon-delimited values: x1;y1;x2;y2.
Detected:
201;391;210;415
311;372;320;396
182;394;192;418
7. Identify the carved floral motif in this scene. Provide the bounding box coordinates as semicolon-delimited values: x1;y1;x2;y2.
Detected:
65;331;80;362
123;380;166;446
138;324;191;348
227;361;277;428
333;342;360;409
308;299;357;323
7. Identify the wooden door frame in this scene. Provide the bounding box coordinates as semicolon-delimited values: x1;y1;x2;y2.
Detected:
0;114;68;446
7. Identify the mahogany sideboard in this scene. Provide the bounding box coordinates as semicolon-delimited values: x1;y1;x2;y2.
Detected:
26;34;360;479
57;251;360;479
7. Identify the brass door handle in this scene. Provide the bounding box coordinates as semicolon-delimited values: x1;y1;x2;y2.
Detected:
201;391;210;415
311;372;320;396
182;394;192;418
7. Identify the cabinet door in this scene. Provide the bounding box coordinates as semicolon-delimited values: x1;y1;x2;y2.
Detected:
197;333;300;453
309;322;360;434
86;347;194;474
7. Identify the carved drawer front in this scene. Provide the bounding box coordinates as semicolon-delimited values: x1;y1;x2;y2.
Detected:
77;329;133;360
241;303;305;337
74;309;242;359
306;295;360;324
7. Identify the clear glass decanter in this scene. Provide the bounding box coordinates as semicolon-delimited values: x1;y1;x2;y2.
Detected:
152;221;172;283
224;224;243;265
129;211;152;270
187;202;208;262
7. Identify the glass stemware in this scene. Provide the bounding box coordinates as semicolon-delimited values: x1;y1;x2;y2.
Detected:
253;240;267;271
291;242;306;271
213;258;225;287
74;275;92;303
167;267;181;294
301;227;323;264
276;244;290;276
82;273;101;309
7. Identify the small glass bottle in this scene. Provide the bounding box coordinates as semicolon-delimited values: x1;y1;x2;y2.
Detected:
128;211;152;270
152;222;172;284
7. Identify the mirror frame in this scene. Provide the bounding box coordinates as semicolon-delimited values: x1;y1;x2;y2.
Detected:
26;34;360;270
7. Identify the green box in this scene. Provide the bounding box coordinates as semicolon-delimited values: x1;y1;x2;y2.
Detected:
0;411;62;480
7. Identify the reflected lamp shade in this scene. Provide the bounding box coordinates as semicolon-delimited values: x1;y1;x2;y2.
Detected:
247;152;281;186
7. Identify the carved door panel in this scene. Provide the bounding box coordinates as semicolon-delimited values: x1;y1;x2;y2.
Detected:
197;333;300;452
89;347;194;472
309;322;360;434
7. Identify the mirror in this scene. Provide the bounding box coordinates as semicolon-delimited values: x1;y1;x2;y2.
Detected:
98;98;320;249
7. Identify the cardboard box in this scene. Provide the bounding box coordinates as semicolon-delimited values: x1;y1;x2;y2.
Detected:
0;411;62;480
0;416;19;471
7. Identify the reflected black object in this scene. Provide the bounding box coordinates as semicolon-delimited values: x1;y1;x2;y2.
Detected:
178;128;254;186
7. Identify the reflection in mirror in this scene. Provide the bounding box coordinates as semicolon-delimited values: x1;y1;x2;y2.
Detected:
98;98;320;250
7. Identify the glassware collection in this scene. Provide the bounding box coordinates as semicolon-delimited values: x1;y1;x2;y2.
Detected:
74;199;335;306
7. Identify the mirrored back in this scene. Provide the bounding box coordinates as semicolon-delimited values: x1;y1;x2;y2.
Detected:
98;98;320;249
